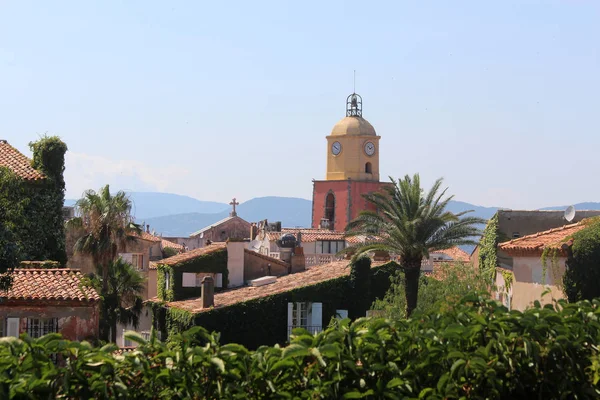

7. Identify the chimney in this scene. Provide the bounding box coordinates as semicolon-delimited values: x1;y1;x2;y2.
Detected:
201;276;214;308
0;140;7;144
250;223;257;240
146;224;150;233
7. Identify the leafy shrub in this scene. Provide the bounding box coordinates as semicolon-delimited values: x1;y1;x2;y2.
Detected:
564;219;600;302
1;295;600;399
372;262;488;319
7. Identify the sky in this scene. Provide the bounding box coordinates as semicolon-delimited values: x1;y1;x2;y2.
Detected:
1;1;599;209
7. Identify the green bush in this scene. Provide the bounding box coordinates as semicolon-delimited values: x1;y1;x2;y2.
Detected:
2;295;600;399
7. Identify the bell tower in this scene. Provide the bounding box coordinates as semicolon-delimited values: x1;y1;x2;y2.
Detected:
326;93;380;181
311;93;389;231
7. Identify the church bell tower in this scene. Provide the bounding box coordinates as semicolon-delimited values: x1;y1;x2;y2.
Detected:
311;93;388;231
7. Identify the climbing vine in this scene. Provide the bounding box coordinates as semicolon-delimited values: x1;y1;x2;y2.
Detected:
499;269;514;291
478;214;500;283
563;217;600;302
541;247;562;286
157;265;175;302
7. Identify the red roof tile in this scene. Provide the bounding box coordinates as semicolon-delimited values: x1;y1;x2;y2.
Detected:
161;239;184;251
164;260;385;314
130;231;162;243
431;247;470;262
1;269;100;302
499;222;586;256
0;141;45;181
158;242;227;267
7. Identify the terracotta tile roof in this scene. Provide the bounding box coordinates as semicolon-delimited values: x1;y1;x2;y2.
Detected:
149;261;158;270
161;238;184;251
158;242;227;267
130;231;162;243
498;222;586;256
431;247;470;262
1;269;100;302
0;141;45;181
163;260;384;314
243;249;289;267
267;228;347;242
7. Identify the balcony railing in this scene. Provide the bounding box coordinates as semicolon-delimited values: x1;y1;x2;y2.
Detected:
304;254;344;267
288;325;323;338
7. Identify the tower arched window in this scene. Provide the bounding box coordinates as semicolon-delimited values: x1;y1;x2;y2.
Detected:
365;162;372;174
324;193;335;230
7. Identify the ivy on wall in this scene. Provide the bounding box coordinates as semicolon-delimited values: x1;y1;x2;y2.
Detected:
0;136;68;265
478;213;500;283
157;249;228;301
563;218;600;302
153;260;399;349
0;168;24;289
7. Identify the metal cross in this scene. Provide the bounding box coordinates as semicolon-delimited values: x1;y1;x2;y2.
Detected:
229;198;239;216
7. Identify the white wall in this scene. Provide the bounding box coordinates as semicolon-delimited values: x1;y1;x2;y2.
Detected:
227;241;246;287
508;255;566;311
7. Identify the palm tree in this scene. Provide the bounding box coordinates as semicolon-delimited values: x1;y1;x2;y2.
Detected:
67;185;141;295
344;174;484;317
89;258;145;343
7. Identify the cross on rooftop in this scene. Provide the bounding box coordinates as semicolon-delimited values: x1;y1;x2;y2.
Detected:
229;198;239;217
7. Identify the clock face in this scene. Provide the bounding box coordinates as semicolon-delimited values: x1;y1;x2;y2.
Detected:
331;141;342;156
364;141;376;156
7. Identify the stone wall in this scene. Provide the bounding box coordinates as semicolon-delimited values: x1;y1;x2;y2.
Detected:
243;250;289;282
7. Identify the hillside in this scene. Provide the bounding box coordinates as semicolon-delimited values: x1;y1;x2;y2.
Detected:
65;192;228;219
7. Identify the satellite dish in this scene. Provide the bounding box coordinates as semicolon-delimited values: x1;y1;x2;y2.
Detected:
564;205;576;222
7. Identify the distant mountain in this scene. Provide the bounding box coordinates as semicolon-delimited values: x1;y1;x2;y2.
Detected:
540;202;600;211
65;191;600;238
145;196;312;237
65;192;228;219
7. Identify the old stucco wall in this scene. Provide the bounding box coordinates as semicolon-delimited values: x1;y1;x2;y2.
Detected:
243;251;289;282
508;255;566;311
0;302;100;341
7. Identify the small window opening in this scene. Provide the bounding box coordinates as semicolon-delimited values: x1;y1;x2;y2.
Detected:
365;162;372;174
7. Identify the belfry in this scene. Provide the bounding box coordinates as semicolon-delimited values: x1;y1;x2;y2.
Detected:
311;93;389;230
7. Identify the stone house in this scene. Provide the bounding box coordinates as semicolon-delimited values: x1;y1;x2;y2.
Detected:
494;222;587;311
189;215;252;249
0;267;100;341
471;210;600;269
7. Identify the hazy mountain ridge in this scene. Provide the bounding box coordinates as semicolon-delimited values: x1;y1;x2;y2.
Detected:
65;192;600;238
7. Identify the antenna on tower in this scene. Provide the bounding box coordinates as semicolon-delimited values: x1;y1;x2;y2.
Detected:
353;70;356;93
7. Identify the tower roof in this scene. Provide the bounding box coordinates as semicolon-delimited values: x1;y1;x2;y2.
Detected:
330;116;376;136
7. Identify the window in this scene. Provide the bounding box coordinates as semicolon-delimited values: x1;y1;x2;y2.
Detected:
26;318;58;338
0;319;4;337
131;253;144;270
336;309;349;320
287;302;322;338
316;240;346;254
324;193;335;229
164;272;171;291
5;318;19;337
365;162;372;174
182;272;197;287
512;232;520;238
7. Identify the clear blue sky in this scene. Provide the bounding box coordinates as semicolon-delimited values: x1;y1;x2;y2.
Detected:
1;1;599;209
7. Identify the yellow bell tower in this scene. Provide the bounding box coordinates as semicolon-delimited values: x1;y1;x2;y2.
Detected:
326;93;380;181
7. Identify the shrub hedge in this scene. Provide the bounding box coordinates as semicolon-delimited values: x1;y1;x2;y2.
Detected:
2;294;600;399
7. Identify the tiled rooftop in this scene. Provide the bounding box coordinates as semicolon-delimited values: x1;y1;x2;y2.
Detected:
244;249;289;267
0;141;45;181
499;222;586;255
158;242;227;267
130;231;162;243
1;269;100;302
431;247;470;262
267;228;347;242
163;260;384;314
161;238;184;251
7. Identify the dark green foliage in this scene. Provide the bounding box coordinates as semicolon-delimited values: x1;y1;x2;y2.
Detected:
156;261;398;349
0;136;67;266
0;168;23;289
2;296;600;399
564;219;600;302
87;259;145;343
162;246;179;258
20;136;68;263
157;249;228;301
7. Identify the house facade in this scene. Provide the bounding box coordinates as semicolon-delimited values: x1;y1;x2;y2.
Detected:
494;222;586;311
0;267;100;341
189;215;252;249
